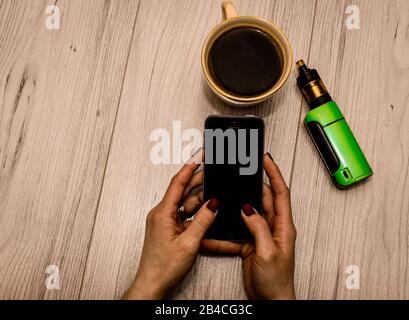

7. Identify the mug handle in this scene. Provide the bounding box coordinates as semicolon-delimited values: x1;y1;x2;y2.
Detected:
222;0;238;20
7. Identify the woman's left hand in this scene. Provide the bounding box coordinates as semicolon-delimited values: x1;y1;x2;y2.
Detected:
123;152;231;299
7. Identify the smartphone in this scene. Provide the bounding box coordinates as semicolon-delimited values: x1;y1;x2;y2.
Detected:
203;115;264;242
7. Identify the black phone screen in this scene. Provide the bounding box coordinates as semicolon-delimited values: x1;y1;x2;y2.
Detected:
203;115;264;242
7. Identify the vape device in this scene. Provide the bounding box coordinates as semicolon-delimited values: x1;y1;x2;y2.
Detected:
296;60;372;189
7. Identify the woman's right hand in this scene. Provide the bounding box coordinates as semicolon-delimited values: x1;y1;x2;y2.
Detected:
202;153;297;300
240;153;297;299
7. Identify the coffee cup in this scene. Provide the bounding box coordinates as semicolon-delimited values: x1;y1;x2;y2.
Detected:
201;1;293;107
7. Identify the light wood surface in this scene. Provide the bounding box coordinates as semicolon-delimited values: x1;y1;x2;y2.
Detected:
0;0;408;300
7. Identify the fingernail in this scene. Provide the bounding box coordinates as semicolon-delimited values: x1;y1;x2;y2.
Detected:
193;146;202;156
266;152;274;162
207;198;220;213
242;203;255;216
187;147;203;164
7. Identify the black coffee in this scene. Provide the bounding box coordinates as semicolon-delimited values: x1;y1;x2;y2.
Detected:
210;27;283;97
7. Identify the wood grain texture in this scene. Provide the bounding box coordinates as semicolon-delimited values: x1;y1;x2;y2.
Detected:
1;0;408;300
291;0;409;299
79;0;317;300
0;0;139;299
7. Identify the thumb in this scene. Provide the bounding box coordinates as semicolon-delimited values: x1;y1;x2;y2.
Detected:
241;204;275;256
180;199;219;247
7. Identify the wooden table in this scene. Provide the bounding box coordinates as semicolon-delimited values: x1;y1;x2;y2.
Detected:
0;0;408;300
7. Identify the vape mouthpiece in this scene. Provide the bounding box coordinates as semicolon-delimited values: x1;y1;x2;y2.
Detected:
296;59;304;66
296;59;305;69
296;60;332;109
296;59;309;75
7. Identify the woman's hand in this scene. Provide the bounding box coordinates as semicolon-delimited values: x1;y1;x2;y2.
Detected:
202;153;297;300
240;153;297;299
123;151;297;300
123;151;219;300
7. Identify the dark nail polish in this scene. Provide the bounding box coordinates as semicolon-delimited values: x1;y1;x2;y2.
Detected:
242;203;255;216
266;152;274;162
207;198;220;213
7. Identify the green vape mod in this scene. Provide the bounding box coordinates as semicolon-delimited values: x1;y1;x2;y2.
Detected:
296;60;373;189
